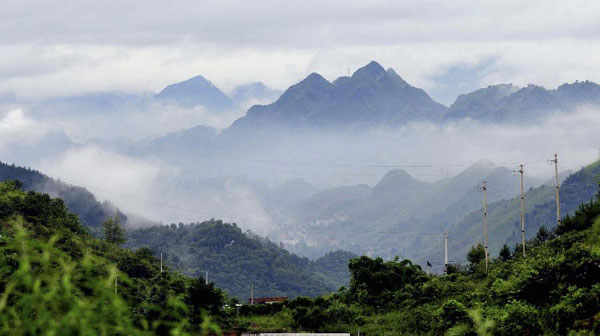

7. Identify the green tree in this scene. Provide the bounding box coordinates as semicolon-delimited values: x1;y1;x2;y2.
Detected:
102;216;126;245
498;244;511;261
467;244;486;264
496;301;542;336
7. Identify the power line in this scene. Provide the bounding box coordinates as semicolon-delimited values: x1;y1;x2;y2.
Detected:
116;142;551;169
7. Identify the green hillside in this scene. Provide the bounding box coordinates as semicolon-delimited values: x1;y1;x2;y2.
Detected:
441;160;600;264
125;223;356;300
0;181;226;334
0;161;128;234
235;185;600;335
2;175;599;334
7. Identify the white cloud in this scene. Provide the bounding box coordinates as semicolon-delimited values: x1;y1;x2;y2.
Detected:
0;1;598;103
39;146;163;196
0;108;47;149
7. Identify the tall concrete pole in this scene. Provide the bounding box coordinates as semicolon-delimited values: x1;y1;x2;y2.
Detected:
444;232;448;273
519;164;526;257
482;181;489;273
554;154;561;228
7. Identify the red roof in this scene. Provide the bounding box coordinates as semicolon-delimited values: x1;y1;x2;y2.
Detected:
248;296;289;304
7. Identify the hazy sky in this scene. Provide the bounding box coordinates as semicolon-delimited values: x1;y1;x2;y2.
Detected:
2;0;600;104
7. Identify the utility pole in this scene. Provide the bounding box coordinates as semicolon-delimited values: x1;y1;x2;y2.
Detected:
250;283;254;305
444;232;448;273
482;181;489;273
160;252;163;273
553;154;561;227
519;164;526;257
205;270;209;285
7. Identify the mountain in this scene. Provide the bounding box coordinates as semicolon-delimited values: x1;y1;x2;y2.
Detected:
242;189;600;334
125;220;355;300
223;61;447;134
555;80;600;106
433;159;600;268
257;178;322;224
1;129;74;165
300;184;372;224
285;162;547;262
142;125;218;153
446;80;600;122
155;75;235;110
310;250;358;290
231;82;282;107
445;84;519;120
0;161;156;233
36;91;148;116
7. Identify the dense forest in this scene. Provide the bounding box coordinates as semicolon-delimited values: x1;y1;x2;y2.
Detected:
125;223;356;299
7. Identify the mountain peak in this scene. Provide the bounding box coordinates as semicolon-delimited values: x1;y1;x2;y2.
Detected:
283;72;330;93
186;75;210;83
155;75;234;110
304;72;329;84
373;169;424;194
352;61;386;78
268;72;330;109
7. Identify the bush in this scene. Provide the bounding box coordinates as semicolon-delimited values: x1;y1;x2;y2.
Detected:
496;300;542;336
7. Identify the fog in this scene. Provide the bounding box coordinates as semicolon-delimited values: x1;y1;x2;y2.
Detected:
2;102;599;239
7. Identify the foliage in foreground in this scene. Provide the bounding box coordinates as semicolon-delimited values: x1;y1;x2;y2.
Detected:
0;181;225;335
235;188;600;335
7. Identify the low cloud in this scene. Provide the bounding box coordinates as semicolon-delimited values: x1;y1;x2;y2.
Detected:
4;104;600;237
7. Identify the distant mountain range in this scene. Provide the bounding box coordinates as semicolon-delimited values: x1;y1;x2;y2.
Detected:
224;61;446;133
28;77;282;123
283;161;547;260
146;61;600;152
21;60;600;154
446;81;600;122
432;160;600;269
224;62;600;131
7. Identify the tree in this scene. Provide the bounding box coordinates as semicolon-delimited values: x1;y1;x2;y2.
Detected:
467;244;486;264
102;216;126;245
499;244;511;261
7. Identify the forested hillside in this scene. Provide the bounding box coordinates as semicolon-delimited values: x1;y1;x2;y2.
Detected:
125;222;356;300
0;162;123;233
2;173;599;334
439;160;600;264
235;185;600;335
0;181;226;334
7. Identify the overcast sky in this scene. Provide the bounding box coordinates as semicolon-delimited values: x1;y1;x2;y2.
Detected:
1;0;600;104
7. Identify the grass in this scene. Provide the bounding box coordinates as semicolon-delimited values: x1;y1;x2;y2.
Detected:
234;310;294;332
